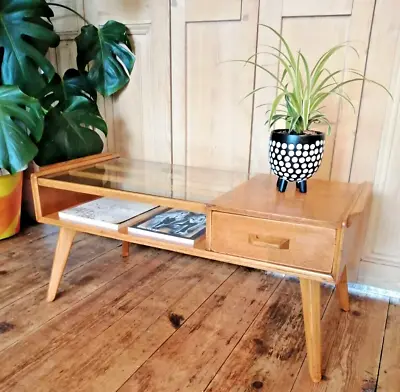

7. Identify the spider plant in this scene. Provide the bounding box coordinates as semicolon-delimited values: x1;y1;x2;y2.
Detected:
242;25;391;135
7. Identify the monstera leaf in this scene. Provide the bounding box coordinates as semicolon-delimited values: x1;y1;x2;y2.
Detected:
0;86;44;174
75;20;135;97
39;68;97;110
34;70;107;166
0;0;60;96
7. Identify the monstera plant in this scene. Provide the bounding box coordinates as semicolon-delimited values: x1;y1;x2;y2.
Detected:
0;0;135;239
0;0;135;171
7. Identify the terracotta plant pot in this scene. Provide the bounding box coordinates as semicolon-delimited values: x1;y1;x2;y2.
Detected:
269;129;325;193
0;172;23;240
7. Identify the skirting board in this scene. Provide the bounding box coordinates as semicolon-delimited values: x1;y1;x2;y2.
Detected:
348;283;400;303
265;268;400;303
357;259;400;296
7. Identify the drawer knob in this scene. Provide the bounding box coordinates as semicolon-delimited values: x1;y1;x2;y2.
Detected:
248;234;290;250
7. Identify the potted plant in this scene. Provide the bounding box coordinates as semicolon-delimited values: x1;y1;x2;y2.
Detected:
243;25;391;193
0;0;135;233
0;87;44;239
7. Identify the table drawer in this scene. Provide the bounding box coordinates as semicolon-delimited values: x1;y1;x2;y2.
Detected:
211;212;336;272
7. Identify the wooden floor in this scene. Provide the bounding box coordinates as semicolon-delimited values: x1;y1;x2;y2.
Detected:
0;224;399;392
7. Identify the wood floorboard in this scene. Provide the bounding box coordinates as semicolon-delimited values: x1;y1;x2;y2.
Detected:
0;245;153;353
0;250;184;391
35;259;236;392
205;279;334;392
0;223;58;255
0;233;118;310
291;293;389;391
0;225;398;392
119;268;282;392
377;301;400;392
0;230;61;275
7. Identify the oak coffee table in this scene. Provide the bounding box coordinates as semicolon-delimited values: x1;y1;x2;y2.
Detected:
31;153;372;383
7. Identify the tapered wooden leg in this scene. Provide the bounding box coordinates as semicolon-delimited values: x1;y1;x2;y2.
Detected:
122;241;130;257
300;278;322;383
47;227;76;302
336;266;350;312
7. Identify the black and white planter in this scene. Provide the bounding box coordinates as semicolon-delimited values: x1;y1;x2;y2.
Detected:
269;129;325;193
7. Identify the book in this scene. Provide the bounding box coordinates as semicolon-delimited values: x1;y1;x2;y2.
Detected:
128;209;206;246
58;197;158;230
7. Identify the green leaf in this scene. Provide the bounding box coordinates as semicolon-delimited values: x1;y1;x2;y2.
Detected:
241;85;285;101
76;20;136;97
287;92;301;113
308;112;328;124
312;69;344;96
268;92;285;127
312;116;332;135
35;95;107;166
332;91;356;113
269;114;287;127
0;0;60;96
299;52;311;128
0;86;44;174
310;92;330;112
245;50;296;88
34;70;107;166
259;24;297;70
285;95;297;117
294;52;304;101
38;69;97;110
288;115;301;132
258;45;293;66
328;76;393;99
280;68;288;84
311;44;358;89
231;60;286;89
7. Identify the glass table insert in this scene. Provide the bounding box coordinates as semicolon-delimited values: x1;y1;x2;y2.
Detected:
38;157;251;211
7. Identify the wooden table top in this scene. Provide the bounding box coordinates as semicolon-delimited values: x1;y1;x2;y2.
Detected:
36;155;368;229
211;174;364;228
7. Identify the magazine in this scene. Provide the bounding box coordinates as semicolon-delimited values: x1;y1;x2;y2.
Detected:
58;197;158;230
128;209;206;245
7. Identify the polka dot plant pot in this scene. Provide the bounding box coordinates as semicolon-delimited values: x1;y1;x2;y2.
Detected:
269;129;325;193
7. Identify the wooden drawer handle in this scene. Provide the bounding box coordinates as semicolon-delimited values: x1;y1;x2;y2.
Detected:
248;234;290;250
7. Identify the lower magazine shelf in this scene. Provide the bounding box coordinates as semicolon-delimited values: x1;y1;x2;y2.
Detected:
40;212;334;283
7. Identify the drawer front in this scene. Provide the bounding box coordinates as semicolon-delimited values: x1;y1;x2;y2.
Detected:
211;212;336;272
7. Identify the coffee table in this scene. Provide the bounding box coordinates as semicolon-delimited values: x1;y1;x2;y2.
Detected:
31;152;372;383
